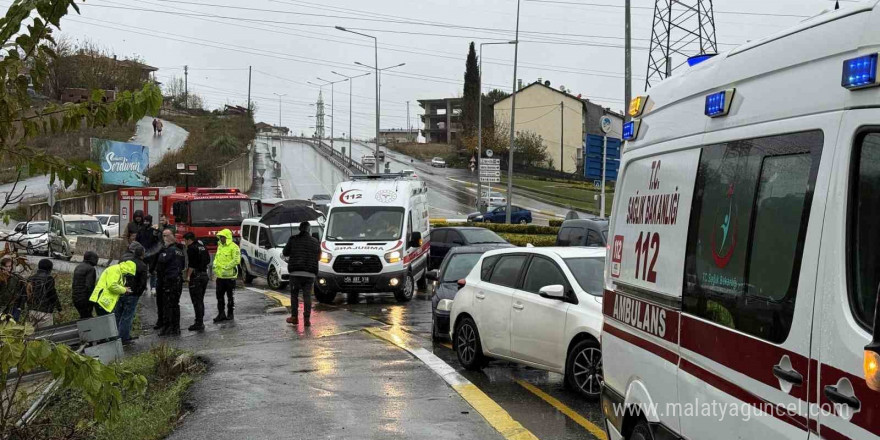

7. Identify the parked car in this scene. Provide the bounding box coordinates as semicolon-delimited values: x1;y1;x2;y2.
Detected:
6;221;50;255
467;205;532;224
377;150;386;161
362;154;377;167
555;218;608;247
94;214;120;238
480;190;506;206
449;247;606;399
310;194;332;214
48;214;106;260
426;245;505;341
428;226;512;270
431;157;446;168
240;218;324;290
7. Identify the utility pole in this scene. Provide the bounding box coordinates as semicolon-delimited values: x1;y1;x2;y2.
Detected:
479;41;516;212
247;66;252;117
506;0;522;224
332;71;370;164
184;65;189;110
625;0;632;121
560;101;564;172
273;93;286;127
645;0;717;89
406;101;410;142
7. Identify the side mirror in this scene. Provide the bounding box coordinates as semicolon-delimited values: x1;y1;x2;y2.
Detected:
426;270;439;281
865;289;880;391
539;284;566;300
409;231;422;248
104;230;110;238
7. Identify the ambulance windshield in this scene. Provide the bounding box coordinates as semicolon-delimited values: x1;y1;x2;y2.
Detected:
326;207;405;242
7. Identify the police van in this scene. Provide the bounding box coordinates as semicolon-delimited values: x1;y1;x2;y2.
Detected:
239;218;324;290
317;173;430;303
603;4;880;440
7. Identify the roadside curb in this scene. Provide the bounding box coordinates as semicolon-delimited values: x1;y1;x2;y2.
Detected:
364;327;540;440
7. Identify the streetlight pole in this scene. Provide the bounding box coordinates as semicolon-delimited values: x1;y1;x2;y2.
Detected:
355;61;405;169
506;0;522;224
332;71;371;165
273;92;286;128
337;26;381;174
478;41;516;212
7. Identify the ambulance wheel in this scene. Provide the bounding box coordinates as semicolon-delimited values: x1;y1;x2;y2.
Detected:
565;339;602;401
315;289;337;304
629;420;653;440
454;316;487;370
394;273;414;302
242;264;255;284
267;267;284;290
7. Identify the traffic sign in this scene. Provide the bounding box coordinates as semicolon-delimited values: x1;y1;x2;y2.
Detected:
480;176;501;183
480;165;501;172
600;116;613;134
480;158;500;165
485;149;494;158
480;170;501;177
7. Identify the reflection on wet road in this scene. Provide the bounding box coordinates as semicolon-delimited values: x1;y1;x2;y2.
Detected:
289;287;607;440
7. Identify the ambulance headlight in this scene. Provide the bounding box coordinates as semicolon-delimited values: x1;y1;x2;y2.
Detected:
319;251;332;264
389;278;400;287
384;249;402;264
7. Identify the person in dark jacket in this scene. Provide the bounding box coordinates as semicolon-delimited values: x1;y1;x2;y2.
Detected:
126;210;145;242
71;251;99;319
137;214;161;299
184;232;210;331
0;256;25;320
156;228;186;336
116;242;148;345
26;259;60;328
282;222;320;327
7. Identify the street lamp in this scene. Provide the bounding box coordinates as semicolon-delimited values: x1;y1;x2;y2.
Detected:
317;76;349;153
337;25;382;173
506;0;522;224
478;41;516;212
272;92;286;128
354;61;405;165
332;70;371;165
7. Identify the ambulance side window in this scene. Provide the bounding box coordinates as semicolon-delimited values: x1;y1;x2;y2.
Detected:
849;131;880;332
683;130;822;343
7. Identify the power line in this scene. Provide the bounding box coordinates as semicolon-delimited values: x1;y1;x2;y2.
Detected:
523;0;811;18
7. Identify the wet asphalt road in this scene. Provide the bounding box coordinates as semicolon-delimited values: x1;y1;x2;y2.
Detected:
130;278;605;440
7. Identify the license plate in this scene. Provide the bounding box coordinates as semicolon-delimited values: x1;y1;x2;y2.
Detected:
343;276;370;285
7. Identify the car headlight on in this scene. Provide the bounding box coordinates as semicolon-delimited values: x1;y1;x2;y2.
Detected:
384;248;402;264
319;251;332;264
437;299;453;312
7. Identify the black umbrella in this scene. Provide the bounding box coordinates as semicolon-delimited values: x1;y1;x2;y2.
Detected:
259;205;322;226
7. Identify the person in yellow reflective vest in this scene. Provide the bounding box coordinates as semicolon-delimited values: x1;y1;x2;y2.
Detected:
212;229;240;322
89;261;136;314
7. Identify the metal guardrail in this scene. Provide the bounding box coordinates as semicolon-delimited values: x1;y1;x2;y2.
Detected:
261;135;371;176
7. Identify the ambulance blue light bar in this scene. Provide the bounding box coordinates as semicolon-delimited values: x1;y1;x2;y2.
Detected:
623;120;640;141
842;54;880;89
688;53;716;67
705;89;735;118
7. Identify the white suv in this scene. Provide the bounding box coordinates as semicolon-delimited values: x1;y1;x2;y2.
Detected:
431;157;446;168
448;246;605;399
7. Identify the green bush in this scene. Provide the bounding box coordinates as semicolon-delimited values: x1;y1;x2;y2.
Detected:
549;219;563;227
498;233;557;247
431;222;559;235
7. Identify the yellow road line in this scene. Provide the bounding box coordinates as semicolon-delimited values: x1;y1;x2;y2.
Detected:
515;379;607;440
364;327;539;440
246;287;291;307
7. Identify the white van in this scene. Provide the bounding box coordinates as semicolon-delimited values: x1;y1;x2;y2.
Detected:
603;5;880;440
317;173;430;303
48;214;106;260
239;218;324;290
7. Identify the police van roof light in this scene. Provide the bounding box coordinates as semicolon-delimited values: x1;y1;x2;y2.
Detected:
705;89;735;118
623;120;640;141
687;53;716;67
842;54;880;89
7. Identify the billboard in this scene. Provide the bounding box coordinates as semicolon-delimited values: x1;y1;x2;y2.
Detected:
90;138;149;187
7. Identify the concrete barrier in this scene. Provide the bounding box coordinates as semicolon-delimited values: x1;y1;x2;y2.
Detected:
218;146;254;193
25;191;120;221
76;236;129;261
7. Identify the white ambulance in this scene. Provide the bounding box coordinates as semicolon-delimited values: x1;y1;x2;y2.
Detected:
603;4;880;440
316;173;430;303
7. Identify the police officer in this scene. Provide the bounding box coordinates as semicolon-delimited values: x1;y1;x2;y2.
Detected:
156;228;186;336
184;232;210;331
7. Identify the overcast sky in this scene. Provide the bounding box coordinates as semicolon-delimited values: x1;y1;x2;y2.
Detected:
31;0;849;138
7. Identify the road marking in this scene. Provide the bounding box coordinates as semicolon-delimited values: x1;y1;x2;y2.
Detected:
364;327;539;440
515;379;607;440
245;287;290;307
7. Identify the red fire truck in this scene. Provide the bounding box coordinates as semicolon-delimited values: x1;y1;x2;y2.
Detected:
118;187;259;252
